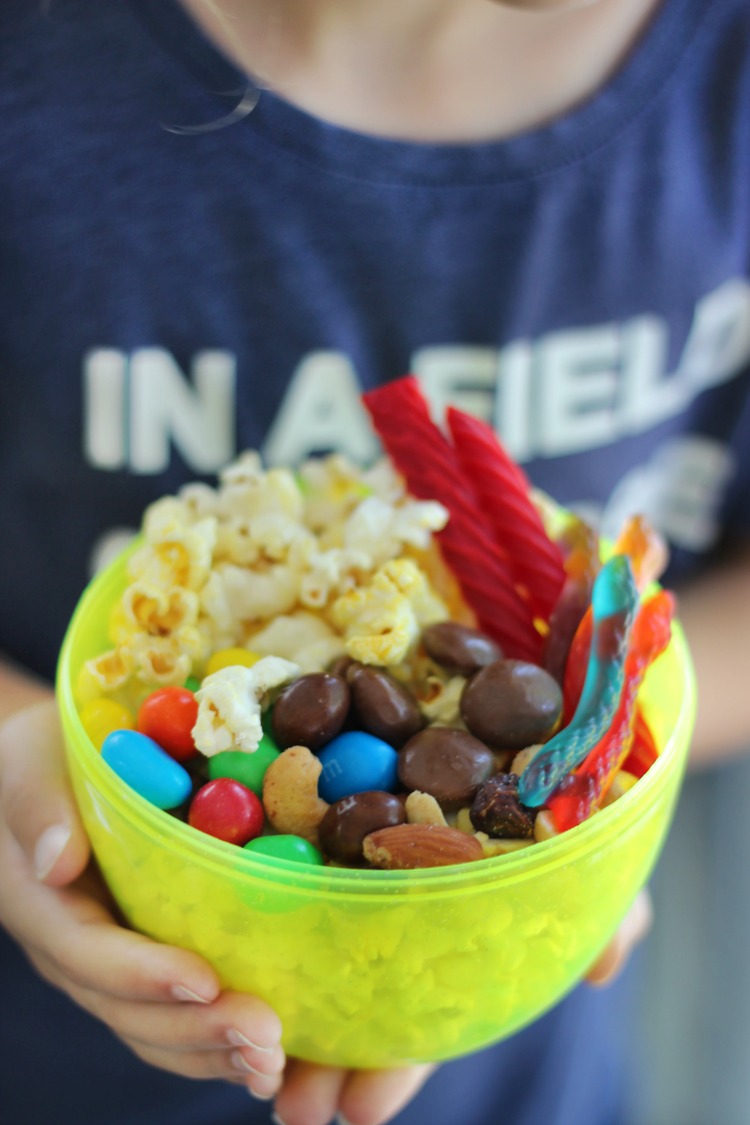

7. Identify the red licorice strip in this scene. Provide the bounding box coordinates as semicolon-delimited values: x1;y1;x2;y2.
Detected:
622;708;658;778
363;378;541;660
547;590;675;832
446;408;566;623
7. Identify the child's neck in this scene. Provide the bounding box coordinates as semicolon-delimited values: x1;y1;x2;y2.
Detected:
180;0;664;142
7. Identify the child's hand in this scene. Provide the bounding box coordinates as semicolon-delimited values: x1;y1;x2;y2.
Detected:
264;891;652;1125
586;888;653;987
272;1060;437;1125
0;699;285;1097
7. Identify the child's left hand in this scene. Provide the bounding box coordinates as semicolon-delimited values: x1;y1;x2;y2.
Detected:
271;891;652;1125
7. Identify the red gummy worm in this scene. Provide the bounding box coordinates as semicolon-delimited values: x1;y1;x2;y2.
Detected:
363;378;541;661
561;607;593;724
559;516;667;722
548;590;675;831
621;708;659;778
543;575;593;685
446;408;566;623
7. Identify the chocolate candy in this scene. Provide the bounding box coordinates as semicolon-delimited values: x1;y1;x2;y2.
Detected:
318;791;407;865
347;665;424;748
421;622;502;676
328;654;356;679
102;729;193;810
317;730;399;803
460;659;562;751
470;773;535;838
398;728;495;811
271;673;350;750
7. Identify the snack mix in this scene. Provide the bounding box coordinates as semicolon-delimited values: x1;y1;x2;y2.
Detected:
77;377;674;869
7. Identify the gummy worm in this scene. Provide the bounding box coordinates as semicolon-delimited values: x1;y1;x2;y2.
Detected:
547;589;675;830
518;554;639;808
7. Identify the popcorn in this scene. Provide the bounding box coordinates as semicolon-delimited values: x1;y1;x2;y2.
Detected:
379;559;450;627
298;453;373;531
129;517;217;592
118;583;200;639
127;634;195;687
342;496;449;568
85;647;133;691
331;559;448;666
248;612;346;673
298;547;371;608
219;454;304;522
210;561;301;623
93;450;454;695
419;675;467;726
178;481;221;519
193;657;300;756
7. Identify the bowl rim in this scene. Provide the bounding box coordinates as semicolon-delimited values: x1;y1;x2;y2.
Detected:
56;541;697;897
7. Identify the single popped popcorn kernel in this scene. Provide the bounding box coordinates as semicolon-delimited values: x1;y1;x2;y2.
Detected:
119;583;200;638
129;517;217;592
419;675;467;726
298;547;371;608
85;647;134;691
193;656;300;755
298;453;373;531
343;496;448;568
219;455;304;522
210;561;301;623
331;559;447;666
379;559;449;627
248;612;345;669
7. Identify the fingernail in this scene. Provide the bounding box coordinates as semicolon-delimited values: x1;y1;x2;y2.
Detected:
34;824;72;879
336;1116;354;1125
231;1050;265;1076
271;1114;289;1125
226;1027;274;1051
171;984;213;1003
248;1087;275;1101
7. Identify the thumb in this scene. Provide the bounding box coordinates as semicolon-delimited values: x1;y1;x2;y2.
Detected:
0;698;91;885
586;888;653;987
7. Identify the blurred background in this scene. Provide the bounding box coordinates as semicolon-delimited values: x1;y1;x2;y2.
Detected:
627;756;750;1125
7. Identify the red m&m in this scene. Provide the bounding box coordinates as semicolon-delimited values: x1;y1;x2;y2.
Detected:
188;778;265;846
137;686;199;763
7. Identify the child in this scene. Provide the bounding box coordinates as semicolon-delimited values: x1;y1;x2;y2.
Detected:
1;0;749;1123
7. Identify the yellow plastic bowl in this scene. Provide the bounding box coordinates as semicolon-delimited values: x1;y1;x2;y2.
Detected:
57;549;696;1068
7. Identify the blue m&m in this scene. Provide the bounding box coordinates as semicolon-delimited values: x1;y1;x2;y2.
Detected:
102;729;192;809
317;731;399;804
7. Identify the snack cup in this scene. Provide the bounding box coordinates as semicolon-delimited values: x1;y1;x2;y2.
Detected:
57;547;696;1068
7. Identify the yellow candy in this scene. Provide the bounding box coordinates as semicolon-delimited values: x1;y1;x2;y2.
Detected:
80;698;134;750
205;647;261;676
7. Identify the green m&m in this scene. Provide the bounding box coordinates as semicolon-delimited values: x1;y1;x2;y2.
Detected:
244;834;324;865
207;732;280;795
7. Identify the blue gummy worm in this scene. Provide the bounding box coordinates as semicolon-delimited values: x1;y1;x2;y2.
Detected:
518;555;639;808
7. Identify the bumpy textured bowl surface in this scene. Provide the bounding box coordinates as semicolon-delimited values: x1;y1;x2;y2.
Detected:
57;550;696;1067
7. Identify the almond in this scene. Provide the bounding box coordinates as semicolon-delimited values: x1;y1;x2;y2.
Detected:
362;823;484;869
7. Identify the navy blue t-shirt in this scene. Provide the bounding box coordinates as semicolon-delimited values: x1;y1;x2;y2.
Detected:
1;0;749;1122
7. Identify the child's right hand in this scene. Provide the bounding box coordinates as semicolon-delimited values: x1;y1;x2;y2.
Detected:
0;698;286;1098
